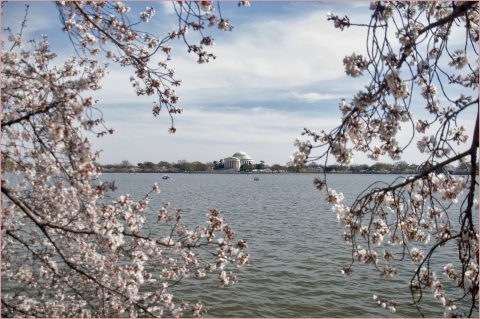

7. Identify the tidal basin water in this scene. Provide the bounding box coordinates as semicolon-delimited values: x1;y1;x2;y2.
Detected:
104;173;475;318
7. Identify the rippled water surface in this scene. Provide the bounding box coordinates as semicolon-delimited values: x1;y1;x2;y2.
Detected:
103;173;476;318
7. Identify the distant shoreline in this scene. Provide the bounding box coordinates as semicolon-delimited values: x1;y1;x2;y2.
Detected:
101;170;468;175
99;161;469;175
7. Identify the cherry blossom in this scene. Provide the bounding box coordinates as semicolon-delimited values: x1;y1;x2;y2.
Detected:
2;3;249;317
294;2;478;316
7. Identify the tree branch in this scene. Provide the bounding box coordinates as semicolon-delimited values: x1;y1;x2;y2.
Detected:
419;2;476;37
1;102;59;128
374;148;472;195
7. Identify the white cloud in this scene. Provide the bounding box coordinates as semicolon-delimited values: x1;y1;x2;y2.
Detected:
36;0;372;113
157;1;176;16
290;91;342;103
92;8;368;106
167;10;368;101
92;66;154;104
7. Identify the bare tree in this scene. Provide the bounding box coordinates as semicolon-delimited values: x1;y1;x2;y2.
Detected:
293;2;478;317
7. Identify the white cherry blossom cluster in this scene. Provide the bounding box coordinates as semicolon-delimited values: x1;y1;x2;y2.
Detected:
448;50;469;69
326;188;344;205
384;71;409;98
415;119;429;133
290;138;312;166
372;294;397;313
343;53;368;77
326;12;351;31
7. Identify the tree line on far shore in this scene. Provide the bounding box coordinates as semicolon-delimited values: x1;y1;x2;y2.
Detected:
99;160;472;175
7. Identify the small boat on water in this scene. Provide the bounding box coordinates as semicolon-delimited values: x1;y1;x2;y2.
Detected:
162;175;170;180
253;176;260;181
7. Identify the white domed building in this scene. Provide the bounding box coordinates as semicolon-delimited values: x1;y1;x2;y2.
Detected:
224;151;254;171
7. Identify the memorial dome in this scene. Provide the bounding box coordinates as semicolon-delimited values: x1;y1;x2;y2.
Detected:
232;151;252;160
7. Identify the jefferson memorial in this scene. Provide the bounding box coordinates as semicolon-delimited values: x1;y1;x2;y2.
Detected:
224;151;254;171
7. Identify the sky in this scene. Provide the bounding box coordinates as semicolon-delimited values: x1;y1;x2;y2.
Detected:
2;1;477;166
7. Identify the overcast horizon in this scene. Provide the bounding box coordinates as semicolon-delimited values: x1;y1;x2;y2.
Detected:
3;1;476;166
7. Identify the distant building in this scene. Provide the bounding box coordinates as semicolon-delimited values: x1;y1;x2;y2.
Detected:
224;151;254;171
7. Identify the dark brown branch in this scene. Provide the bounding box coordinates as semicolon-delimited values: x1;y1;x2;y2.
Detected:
1;299;35;317
371;148;472;196
1;102;59;128
418;2;476;37
2;186;45;225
